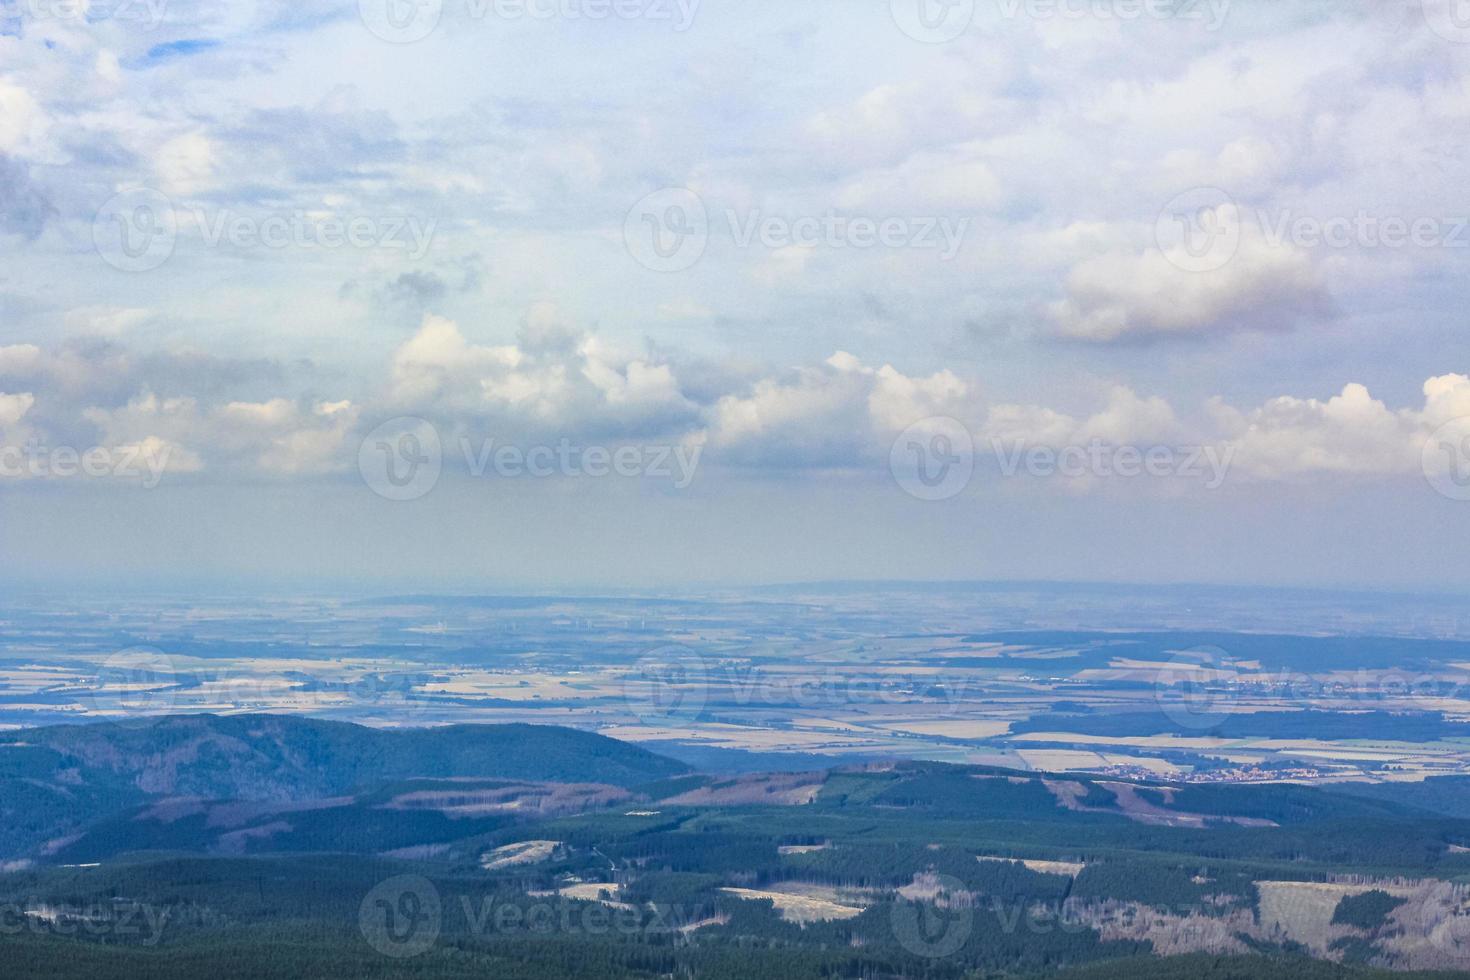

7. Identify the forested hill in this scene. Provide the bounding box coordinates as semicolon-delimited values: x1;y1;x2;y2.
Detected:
0;714;689;800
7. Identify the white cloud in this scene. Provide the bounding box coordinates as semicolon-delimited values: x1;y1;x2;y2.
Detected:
0;78;41;155
155;132;217;196
0;392;35;429
1050;232;1330;342
1208;383;1418;479
389;312;697;436
1209;374;1470;482
705;351;974;468
982;385;1181;448
81;391;358;478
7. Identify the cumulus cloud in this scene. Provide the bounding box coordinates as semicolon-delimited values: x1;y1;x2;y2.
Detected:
0;325;1463;493
1050;232;1332;343
984;386;1183;448
0;78;41;155
0;392;35;429
705;351;974;468
1211;375;1470;481
81;392;358;477
387;311;702;441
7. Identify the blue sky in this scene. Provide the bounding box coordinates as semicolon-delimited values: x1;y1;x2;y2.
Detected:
1;0;1468;591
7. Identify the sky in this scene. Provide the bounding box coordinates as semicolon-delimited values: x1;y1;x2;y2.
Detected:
1;0;1469;592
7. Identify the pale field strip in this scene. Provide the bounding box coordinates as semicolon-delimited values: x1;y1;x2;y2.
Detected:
789;717;876;733
420;671;600;700
1101;755;1185;774
1288;749;1444;762
0;667;89;689
1019;748;1114;771
977;855;1088;877
481;840;562;870
598;723;894;752
708;664;984;679
1012;732;1470;755
867;720;1012;739
678;914;730;933
0;704;90;715
1017;748;1193;777
529;882;634;910
720;883;866;923
662;773;824;806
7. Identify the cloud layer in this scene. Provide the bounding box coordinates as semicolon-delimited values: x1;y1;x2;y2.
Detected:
3;322;1465;494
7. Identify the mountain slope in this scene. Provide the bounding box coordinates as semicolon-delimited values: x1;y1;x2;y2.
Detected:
0;715;688;858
